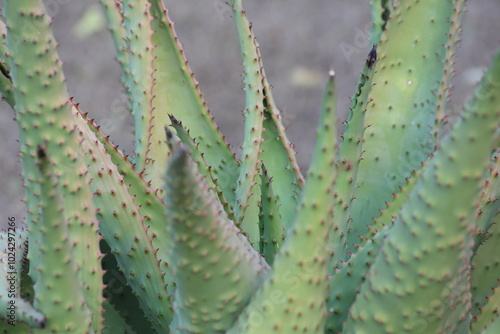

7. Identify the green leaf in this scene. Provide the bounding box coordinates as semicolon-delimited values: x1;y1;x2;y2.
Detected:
75;105;175;297
33;147;94;333
330;46;377;269
165;147;269;333
0;21;14;107
258;165;283;265
103;301;136;334
228;71;337;334
0;229;44;328
348;0;461;251
369;0;391;45
3;0;104;329
344;46;500;334
147;0;240;202
73;106;172;331
169;116;235;221
471;247;500;333
229;0;266;247
101;240;152;333
326;172;417;333
122;0;170;191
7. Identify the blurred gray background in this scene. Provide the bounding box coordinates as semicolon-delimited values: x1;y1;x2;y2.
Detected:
1;0;500;230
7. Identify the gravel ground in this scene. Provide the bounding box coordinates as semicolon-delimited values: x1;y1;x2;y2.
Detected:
1;0;500;229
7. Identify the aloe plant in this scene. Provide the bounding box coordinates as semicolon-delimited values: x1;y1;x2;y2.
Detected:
0;0;499;333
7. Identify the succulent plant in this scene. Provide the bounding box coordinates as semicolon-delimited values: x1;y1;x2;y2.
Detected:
0;0;499;333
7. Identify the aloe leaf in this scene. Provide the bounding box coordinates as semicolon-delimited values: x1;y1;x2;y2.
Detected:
103;301;135;334
483;319;500;334
0;320;30;333
145;0;240;204
164;147;269;334
474;289;500;334
469;150;500;319
33;147;94;333
474;150;500;243
101;240;151;333
120;0;172;192
361;171;418;244
330;46;377;269
370;0;391;43
260;75;304;231
228;71;337;333
344;46;500;334
72;107;172;331
101;0;242;222
325;229;382;333
0;62;13;106
260;102;304;230
472;281;500;334
1;247;33;332
489;322;500;334
258;164;283;265
167;117;212;185
121;0;156;124
369;0;391;45
471;219;500;320
169;115;234;221
434;0;466;144
226;0;266;247
471;225;500;333
3;0;104;329
100;0;131;100
348;0;461;250
0;20;14;106
0;229;45;328
229;0;304;240
74;104;174;295
326;172;418;332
